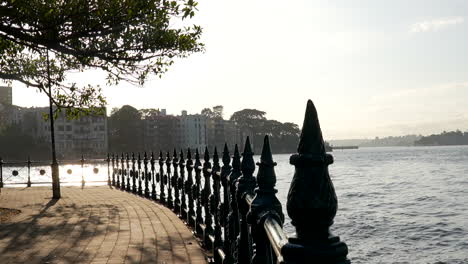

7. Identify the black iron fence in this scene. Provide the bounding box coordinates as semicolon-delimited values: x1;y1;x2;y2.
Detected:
108;100;351;264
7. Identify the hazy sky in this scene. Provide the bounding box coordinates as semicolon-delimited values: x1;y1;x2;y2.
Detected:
3;0;468;139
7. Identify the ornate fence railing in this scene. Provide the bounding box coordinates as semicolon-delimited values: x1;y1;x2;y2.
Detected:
108;100;350;264
0;156;108;187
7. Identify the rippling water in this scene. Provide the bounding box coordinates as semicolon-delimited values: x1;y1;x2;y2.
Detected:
275;146;468;264
3;146;468;263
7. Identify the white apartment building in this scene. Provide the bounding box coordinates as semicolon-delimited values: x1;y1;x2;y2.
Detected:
0;104;108;158
53;112;108;158
178;111;208;151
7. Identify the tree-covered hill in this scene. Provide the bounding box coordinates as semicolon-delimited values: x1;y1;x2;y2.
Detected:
414;130;468;146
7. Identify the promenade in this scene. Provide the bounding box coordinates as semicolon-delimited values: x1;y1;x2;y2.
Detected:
0;186;207;264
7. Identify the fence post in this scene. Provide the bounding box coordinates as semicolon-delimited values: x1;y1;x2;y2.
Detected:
137;153;143;196
0;156;3;188
202;147;213;248
159;151;166;203
212;147;223;262
221;143;233;263
131;153;136;193
111;154;116;186
121;153;126;190
116;154;121;188
27;156;32;187
166;151;173;208
228;144;241;262
151;152;157;200
81;155;85;187
172;149;180;213
186;148;196;227
284;100;350;264
120;154;126;190
236;137;256;264
107;153;111;186
194;148;204;236
126;153;131;192
179;149;187;219
144;152;150;198
249;136;284;264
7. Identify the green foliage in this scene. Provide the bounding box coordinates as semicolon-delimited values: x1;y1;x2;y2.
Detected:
201;105;223;119
230;109;300;153
108;105;143;152
414;130;468;146
230;108;267;133
0;0;203;118
139;108;161;119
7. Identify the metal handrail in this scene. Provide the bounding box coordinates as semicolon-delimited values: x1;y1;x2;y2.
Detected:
265;217;289;263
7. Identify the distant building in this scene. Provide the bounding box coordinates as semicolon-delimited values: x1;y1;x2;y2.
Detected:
0;86;12;105
54;111;108;158
142;110;179;153
224;120;242;148
1;105;108;159
178;111;208;151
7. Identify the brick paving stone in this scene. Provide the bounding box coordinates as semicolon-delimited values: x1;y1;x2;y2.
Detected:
0;186;208;264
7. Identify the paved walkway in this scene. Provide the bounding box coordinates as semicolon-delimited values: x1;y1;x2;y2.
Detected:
0;186;207;264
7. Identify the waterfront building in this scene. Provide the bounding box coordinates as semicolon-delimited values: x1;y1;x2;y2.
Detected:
142;109;179;152
0;104;108;159
0;86;12;105
178;111;208;151
207;118;242;150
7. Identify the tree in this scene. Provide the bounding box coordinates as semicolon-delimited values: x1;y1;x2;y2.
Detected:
108;105;143;152
0;123;49;160
0;0;203;117
230;109;267;151
201;105;223;119
201;108;215;118
230;109;267;131
212;105;223;119
139;108;161;119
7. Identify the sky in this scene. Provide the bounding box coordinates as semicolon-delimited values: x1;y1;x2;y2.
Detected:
3;0;468;139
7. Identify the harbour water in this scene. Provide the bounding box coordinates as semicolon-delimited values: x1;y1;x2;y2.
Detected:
2;146;468;263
